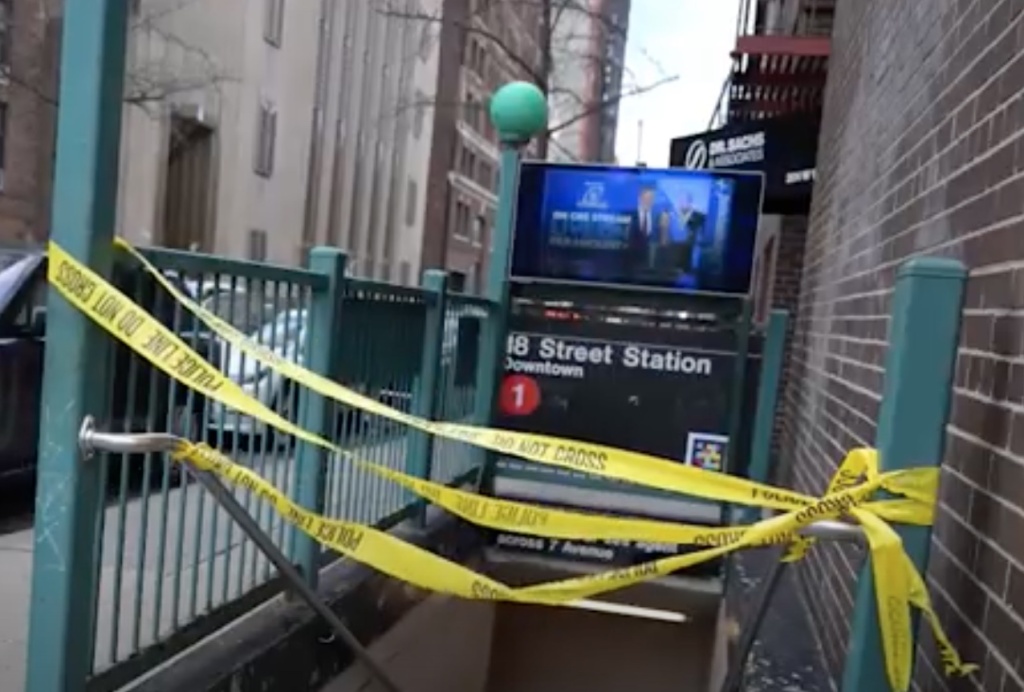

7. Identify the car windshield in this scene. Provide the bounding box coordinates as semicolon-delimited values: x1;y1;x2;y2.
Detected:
252;309;306;346
0;251;36;312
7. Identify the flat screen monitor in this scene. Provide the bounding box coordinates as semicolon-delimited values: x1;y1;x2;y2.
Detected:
510;162;765;295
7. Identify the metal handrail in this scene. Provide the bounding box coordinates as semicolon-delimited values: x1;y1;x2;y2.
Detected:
77;416;404;692
79;418;180;457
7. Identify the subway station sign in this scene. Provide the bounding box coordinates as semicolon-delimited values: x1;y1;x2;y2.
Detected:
487;310;761;568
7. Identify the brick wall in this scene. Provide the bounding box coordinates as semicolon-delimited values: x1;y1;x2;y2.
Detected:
0;1;60;245
783;1;1024;690
769;214;808;480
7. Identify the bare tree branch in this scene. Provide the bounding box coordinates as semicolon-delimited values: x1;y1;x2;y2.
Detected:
377;5;548;87
124;13;236;114
547;74;679;136
381;0;678;161
4;69;58;106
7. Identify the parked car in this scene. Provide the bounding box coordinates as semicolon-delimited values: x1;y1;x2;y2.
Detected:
207;307;308;448
209;305;445;450
0;248;218;484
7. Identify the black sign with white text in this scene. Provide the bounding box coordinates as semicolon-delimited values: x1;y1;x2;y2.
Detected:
669;114;819;213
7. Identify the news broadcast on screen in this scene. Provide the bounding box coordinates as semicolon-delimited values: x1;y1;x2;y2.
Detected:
510;162;765;295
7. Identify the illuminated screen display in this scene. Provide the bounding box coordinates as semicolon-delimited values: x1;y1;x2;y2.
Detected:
510;162;764;295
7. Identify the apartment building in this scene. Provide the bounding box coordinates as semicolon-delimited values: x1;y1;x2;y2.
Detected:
595;0;629;163
0;0;60;246
547;0;629;164
115;0;442;282
547;1;601;163
419;0;544;293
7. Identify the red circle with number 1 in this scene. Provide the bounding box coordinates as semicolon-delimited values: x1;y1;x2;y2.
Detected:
500;375;541;416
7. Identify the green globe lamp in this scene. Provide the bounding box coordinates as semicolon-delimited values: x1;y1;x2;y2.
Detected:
488;81;548;144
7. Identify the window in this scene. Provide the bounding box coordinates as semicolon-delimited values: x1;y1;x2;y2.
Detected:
412;90;426;139
418;23;433;61
467;39;487;77
0;0;11;69
754;236;777;322
477;161;493;190
458;145;476;179
405;179;418;226
452;199;471;239
472;214;485;244
0;100;7;190
449;272;467;293
264;0;284;46
464;93;478;131
248;229;268;261
399;261;412;286
254;100;277;177
472;261;482;293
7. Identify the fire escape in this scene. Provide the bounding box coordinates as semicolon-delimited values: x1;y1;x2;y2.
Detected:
711;0;835;127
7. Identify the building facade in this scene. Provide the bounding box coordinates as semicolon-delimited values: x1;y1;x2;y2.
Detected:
547;0;629;164
2;0;438;282
117;0;440;281
420;0;630;290
696;0;1024;689
547;0;603;163
0;0;60;246
420;0;542;293
594;0;629;163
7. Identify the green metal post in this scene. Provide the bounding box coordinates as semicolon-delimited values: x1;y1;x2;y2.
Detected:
292;248;347;588
26;1;130;690
471;145;523;429
408;270;447;522
840;257;966;691
747;309;788;486
471;83;548;439
724;300;753;476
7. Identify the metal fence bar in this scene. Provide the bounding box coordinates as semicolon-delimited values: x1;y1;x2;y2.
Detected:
840;258;966;691
292;248;347;587
25;1;130;689
407;270;447;523
747;309;789;487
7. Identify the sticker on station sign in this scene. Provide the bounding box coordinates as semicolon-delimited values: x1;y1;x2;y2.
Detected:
684;432;728;471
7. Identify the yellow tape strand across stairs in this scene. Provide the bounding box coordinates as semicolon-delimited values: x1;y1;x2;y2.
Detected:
47;240;977;691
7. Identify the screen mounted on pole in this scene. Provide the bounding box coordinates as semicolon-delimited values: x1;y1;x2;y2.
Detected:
511;162;764;295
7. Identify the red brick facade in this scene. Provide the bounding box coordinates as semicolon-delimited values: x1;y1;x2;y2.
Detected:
782;1;1024;690
765;214;809;477
0;1;59;246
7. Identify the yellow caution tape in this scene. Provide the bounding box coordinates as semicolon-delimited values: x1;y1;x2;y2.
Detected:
111;238;931;522
47;240;978;690
174;440;977;689
173;440;877;603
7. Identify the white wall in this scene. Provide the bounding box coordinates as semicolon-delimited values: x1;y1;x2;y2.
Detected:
116;0;440;277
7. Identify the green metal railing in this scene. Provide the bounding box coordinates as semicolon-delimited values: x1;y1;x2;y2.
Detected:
77;247;494;691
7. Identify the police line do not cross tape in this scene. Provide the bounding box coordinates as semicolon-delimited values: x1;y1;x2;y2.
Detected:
46;239;977;692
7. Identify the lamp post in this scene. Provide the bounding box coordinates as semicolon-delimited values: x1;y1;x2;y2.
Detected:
472;80;547;458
